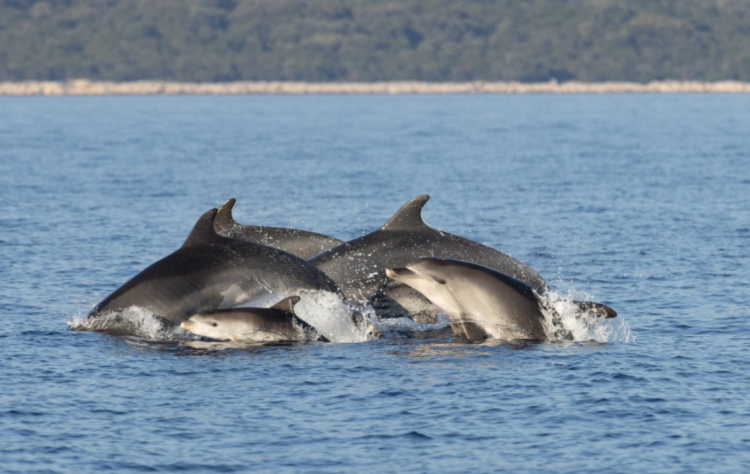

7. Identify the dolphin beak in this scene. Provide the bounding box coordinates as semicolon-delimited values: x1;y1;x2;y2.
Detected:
180;321;193;331
386;267;415;280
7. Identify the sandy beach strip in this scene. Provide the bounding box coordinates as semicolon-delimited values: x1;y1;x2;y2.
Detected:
2;80;750;95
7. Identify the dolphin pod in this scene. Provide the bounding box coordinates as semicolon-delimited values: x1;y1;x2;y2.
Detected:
310;195;615;321
85;196;617;342
310;195;548;321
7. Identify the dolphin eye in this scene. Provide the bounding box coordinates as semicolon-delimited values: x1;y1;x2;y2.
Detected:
212;322;218;327
435;278;447;285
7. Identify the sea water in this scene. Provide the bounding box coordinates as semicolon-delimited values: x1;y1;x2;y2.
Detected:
1;94;749;473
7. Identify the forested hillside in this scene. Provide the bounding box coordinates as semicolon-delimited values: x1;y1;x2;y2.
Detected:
2;0;750;83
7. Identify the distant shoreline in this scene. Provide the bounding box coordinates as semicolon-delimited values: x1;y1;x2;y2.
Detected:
2;80;750;95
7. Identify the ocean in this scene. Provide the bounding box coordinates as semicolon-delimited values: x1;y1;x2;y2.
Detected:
1;94;749;473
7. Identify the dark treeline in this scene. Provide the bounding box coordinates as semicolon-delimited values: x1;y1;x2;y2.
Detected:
2;0;750;83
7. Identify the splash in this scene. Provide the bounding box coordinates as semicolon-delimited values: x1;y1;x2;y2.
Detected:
376;314;451;338
67;307;192;341
539;289;635;343
292;290;382;343
69;291;383;344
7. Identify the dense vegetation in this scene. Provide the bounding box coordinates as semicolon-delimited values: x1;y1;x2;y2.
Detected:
2;0;750;83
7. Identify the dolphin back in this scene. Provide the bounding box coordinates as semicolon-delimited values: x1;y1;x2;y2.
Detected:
213;198;344;259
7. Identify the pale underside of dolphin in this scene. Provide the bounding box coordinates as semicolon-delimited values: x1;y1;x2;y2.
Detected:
180;296;330;343
213;198;344;260
387;258;616;341
310;195;550;319
87;208;340;332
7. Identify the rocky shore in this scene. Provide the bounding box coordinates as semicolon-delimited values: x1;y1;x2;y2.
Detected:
2;80;750;95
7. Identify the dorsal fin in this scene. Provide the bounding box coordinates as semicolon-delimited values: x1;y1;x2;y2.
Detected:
213;198;237;234
380;195;430;231
271;296;301;314
181;208;220;248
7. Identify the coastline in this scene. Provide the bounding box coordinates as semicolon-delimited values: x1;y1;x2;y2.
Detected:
2;79;750;95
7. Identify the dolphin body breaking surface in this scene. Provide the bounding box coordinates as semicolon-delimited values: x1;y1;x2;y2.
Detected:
387;258;616;341
180;296;330;343
213;198;344;260
87;208;340;331
309;195;550;318
311;195;615;321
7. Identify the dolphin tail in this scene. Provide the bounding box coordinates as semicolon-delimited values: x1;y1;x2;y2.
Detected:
572;300;617;318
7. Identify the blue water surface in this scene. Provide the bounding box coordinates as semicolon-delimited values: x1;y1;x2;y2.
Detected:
1;94;749;473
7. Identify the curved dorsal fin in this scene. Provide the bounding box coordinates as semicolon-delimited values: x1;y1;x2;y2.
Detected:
181;208;220;248
271;296;301;314
380;195;430;231
213;198;238;234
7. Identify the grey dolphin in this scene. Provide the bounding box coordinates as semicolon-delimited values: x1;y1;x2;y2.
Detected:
309;195;549;319
312;195;615;321
214;198;344;259
387;258;577;341
88;208;340;331
180;296;329;343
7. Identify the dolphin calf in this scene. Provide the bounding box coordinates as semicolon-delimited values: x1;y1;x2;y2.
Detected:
88;208;340;332
180;296;382;343
180;296;329;343
213;198;343;260
310;195;549;319
387;258;615;341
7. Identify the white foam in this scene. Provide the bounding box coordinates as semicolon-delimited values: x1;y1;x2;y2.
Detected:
539;289;635;343
376;313;451;337
292;290;381;343
67;307;193;341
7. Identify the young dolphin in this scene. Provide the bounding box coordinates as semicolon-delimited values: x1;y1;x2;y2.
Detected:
180;296;329;343
386;258;616;342
213;198;344;260
87;208;340;333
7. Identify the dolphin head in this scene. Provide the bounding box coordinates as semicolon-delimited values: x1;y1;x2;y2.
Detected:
386;257;450;284
181;314;233;341
385;258;461;314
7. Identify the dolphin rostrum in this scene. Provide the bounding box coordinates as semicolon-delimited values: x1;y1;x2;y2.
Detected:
88;208;340;332
180;296;330;343
213;198;344;260
387;258;616;341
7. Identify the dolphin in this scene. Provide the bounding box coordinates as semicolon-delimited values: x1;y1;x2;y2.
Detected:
213;198;343;260
386;258;615;341
180;296;382;343
309;195;548;319
180;296;329;343
88;208;340;332
311;195;615;321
